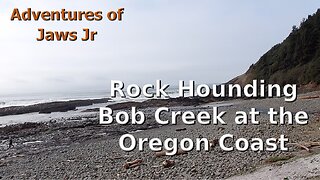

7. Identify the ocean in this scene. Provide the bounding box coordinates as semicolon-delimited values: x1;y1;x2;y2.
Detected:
0;90;108;108
0;88;181;108
0;88;180;126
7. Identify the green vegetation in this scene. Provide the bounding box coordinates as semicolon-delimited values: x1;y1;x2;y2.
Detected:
239;9;320;87
265;154;294;163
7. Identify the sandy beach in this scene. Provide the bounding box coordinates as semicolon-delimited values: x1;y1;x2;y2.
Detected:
0;91;319;179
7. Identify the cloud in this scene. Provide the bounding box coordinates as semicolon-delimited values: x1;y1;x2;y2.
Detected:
0;0;319;95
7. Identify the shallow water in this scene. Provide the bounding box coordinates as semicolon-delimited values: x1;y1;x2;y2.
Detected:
0;102;109;126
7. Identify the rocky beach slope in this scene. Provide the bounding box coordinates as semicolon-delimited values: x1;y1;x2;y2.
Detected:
0;91;320;179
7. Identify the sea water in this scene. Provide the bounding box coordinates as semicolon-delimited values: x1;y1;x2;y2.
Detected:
0;88;180;126
0;88;181;108
0;90;108;108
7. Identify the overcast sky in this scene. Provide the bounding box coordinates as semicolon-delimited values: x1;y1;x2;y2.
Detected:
0;0;319;95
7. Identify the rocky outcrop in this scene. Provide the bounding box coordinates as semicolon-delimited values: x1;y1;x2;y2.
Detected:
0;98;110;117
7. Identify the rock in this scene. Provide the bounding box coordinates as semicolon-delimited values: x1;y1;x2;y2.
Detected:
162;160;175;168
0;98;110;116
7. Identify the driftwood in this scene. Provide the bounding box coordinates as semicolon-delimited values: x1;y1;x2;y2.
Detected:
299;95;320;100
123;159;143;169
155;149;187;157
288;143;310;152
287;142;320;152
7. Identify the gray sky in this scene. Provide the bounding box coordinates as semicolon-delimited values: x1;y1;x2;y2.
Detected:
0;0;319;95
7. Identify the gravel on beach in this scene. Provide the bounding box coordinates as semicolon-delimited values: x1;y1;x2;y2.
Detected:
0;91;320;179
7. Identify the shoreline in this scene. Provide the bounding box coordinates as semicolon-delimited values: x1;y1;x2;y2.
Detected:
0;98;110;117
0;91;319;178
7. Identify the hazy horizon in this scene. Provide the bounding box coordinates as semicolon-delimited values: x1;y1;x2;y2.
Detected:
1;0;320;96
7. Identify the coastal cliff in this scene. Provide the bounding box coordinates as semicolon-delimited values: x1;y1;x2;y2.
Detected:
230;9;320;92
